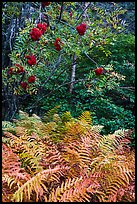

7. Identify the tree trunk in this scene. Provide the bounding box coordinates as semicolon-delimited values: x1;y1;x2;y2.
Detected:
69;2;88;94
69;53;77;93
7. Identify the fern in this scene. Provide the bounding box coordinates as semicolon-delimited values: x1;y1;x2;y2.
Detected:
2;109;135;202
92;125;104;133
12;166;69;202
2;144;30;202
42;105;61;122
61;111;74;123
47;173;100;202
78;111;92;125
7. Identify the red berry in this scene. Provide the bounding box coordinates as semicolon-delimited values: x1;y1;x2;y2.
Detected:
41;2;50;8
54;38;62;51
20;82;28;90
55;44;61;51
25;55;37;66
70;11;72;18
8;67;14;74
76;23;87;36
28;75;36;83
16;65;25;74
94;67;103;76
37;23;47;34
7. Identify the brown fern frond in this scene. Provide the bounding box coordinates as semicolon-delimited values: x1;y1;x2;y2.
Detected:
2;144;31;202
2;144;30;181
47;172;101;202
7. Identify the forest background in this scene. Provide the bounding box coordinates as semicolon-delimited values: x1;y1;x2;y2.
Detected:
2;1;135;141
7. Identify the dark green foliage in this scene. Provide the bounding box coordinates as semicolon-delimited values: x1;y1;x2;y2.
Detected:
28;32;134;140
2;2;135;148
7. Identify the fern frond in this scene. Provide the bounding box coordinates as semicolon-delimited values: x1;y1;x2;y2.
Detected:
78;111;92;125
42;105;61;122
12;166;69;202
61;111;74;123
47;177;88;202
2;110;135;202
2;143;30;181
92;125;104;133
2;121;15;129
97;134;120;154
2;144;30;202
48;172;101;202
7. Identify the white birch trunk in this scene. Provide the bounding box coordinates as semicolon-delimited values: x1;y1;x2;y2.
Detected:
69;2;88;93
69;53;77;93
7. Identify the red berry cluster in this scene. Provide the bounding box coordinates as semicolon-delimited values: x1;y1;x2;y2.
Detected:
30;28;42;41
94;67;103;76
41;2;50;8
37;23;47;34
30;23;47;41
8;64;25;75
20;75;36;90
15;64;25;74
54;38;63;51
25;55;37;66
76;23;86;36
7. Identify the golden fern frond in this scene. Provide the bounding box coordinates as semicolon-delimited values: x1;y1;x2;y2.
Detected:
97;134;119;154
90;154;108;174
12;166;69;202
60;138;92;178
91;149;135;202
69;137;92;168
52;113;62;123
63;121;89;144
78;111;92;125
61;111;74;123
42;105;61;122
3;131;48;174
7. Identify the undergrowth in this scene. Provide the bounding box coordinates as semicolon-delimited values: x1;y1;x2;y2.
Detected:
2;107;135;202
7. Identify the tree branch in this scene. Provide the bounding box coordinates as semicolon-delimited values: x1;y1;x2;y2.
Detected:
42;54;62;86
58;2;64;22
84;52;99;67
26;78;86;110
119;86;135;91
76;2;91;24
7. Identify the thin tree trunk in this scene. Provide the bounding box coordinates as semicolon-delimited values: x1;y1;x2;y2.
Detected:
69;2;88;94
69;53;77;93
